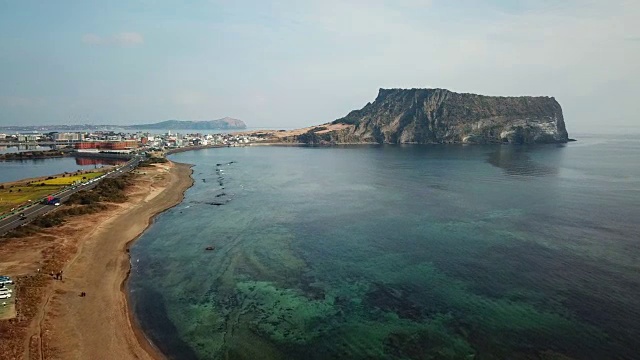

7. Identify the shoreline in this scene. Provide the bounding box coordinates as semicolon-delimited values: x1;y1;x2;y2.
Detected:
44;160;196;359
122;161;195;360
0;160;195;359
165;144;225;154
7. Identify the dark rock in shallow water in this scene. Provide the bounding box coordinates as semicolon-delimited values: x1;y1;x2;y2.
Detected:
364;282;423;320
205;200;230;206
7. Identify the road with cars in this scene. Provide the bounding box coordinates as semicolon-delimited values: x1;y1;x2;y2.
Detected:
0;155;143;237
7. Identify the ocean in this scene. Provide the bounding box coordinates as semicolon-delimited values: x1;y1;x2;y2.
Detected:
127;134;640;359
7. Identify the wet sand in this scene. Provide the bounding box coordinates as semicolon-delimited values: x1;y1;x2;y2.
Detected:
0;161;193;360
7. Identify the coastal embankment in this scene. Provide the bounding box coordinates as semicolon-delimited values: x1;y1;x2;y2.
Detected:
165;144;224;155
0;160;193;360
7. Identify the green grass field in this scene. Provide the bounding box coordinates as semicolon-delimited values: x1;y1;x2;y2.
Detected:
0;171;105;215
40;172;103;186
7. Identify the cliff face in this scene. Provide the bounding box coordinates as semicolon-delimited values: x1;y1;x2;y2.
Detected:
296;88;569;144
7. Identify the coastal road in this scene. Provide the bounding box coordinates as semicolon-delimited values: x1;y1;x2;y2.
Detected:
0;156;142;237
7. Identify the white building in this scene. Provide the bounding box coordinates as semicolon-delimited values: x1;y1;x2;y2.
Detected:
54;132;84;141
18;134;39;142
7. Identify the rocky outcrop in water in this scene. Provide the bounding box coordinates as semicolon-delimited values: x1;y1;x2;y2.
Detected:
292;88;569;144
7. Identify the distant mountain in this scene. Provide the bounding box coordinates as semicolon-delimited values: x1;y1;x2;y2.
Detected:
124;117;247;130
0;117;247;132
0;124;123;132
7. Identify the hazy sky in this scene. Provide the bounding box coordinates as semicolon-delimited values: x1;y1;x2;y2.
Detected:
0;0;638;133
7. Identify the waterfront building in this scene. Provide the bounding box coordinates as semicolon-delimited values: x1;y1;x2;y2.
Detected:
53;132;85;141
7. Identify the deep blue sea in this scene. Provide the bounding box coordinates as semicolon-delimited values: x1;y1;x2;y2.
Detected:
128;134;640;359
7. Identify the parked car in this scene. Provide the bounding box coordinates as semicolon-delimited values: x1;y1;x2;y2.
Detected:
0;293;11;299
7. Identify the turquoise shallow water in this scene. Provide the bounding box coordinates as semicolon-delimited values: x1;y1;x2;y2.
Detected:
128;135;640;359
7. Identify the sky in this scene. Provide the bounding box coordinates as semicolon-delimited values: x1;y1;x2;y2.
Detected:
0;0;638;133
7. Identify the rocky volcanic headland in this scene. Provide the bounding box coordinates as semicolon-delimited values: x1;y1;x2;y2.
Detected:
285;88;569;145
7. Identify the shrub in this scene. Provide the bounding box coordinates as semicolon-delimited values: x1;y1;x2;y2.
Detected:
1;173;136;239
139;157;168;167
31;213;65;228
66;174;134;205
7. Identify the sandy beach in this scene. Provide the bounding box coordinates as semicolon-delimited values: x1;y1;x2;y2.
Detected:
0;161;193;360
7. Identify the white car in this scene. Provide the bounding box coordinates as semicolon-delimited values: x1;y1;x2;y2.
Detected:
0;293;11;299
0;288;12;293
0;280;13;286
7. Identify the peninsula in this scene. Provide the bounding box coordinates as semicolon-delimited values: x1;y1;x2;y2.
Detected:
273;88;570;145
